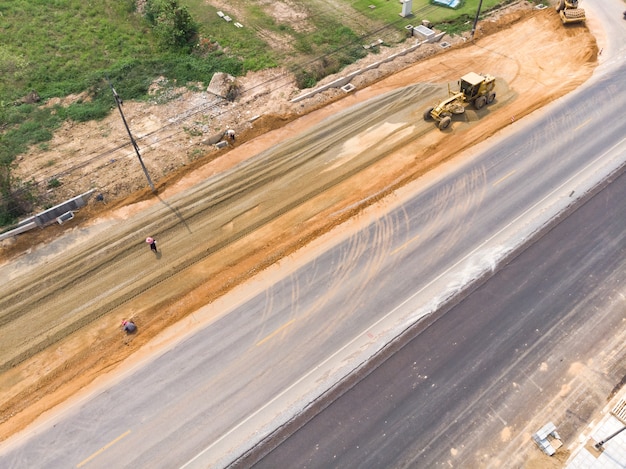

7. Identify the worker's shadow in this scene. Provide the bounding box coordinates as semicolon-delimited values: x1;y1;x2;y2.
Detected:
155;251;162;260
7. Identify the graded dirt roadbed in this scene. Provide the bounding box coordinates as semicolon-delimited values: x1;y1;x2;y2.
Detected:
0;9;597;439
0;83;448;373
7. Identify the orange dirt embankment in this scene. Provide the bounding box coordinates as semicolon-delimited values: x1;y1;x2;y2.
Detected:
0;8;597;440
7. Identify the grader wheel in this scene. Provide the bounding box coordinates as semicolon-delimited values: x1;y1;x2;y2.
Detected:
474;96;487;110
487;92;496;104
423;107;434;121
438;116;452;130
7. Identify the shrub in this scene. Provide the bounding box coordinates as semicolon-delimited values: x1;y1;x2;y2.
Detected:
144;0;199;52
294;69;318;90
0;165;35;225
65;101;111;122
47;178;62;188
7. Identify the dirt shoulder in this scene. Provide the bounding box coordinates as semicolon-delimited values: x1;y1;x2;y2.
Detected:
0;4;598;444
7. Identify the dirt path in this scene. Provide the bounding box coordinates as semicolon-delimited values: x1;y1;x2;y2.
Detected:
0;7;597;442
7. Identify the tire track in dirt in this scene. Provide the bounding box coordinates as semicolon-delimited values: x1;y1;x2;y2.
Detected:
0;84;446;374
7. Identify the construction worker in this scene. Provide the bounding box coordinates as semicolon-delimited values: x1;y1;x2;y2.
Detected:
122;320;137;334
146;237;157;253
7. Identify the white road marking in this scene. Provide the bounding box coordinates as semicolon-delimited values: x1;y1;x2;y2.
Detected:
76;430;130;468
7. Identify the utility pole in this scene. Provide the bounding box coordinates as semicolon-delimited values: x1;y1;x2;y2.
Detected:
470;0;484;40
107;78;155;192
595;425;626;450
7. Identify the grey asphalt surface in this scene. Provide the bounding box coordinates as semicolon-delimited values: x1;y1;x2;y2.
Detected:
2;4;625;469
246;5;626;468
249;93;626;469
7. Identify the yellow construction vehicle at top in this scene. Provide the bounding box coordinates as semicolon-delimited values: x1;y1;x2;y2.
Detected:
556;0;585;24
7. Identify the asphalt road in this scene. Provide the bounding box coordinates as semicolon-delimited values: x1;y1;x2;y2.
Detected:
249;78;626;469
2;4;626;469
246;4;626;468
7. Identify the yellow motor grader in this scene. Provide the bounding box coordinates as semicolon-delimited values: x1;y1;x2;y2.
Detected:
423;72;496;131
555;0;585;24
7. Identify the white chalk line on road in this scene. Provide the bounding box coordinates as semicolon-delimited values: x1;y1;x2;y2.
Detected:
76;429;130;468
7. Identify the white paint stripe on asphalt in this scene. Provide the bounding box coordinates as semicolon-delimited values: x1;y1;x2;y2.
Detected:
76;429;131;468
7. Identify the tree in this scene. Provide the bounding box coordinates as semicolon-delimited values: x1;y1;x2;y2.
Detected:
144;0;199;52
0;157;34;226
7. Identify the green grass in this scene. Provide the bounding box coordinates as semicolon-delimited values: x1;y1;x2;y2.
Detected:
0;0;149;101
349;0;509;26
183;0;279;72
0;0;244;129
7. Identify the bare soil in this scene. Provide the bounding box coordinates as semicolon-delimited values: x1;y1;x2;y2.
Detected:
0;4;598;460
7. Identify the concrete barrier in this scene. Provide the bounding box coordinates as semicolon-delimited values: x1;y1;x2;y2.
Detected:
33;190;94;227
291;70;362;103
433;32;446;42
0;189;94;241
290;38;435;104
363;61;383;72
0;221;38;241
